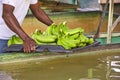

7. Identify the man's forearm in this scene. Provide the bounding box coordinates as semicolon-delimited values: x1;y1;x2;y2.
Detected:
2;4;29;40
34;9;53;26
30;3;53;26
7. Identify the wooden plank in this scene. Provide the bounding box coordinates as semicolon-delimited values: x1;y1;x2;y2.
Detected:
100;0;120;4
107;0;114;43
111;16;120;32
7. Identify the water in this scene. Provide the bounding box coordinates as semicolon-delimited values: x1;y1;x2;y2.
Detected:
0;52;120;80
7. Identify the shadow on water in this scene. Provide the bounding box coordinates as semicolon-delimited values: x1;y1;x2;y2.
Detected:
0;51;120;80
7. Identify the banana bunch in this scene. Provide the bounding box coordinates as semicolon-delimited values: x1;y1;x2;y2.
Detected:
31;29;42;39
31;29;57;45
55;22;94;49
63;28;84;35
31;29;43;44
45;23;60;37
36;35;57;43
88;38;94;44
57;36;80;49
8;21;94;50
68;33;80;39
8;35;23;47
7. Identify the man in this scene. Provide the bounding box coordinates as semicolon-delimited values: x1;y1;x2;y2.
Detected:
0;0;53;53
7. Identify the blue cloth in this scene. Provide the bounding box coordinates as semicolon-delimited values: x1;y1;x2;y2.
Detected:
78;0;100;9
0;39;8;53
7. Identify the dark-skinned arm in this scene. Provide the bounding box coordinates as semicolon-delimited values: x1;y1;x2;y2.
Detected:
30;3;53;26
2;4;36;53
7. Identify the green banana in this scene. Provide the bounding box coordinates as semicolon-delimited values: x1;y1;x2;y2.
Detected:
8;37;13;47
88;38;94;44
68;33;80;39
31;29;42;35
51;24;60;37
79;28;84;33
8;35;23;46
35;40;56;45
12;35;23;44
36;35;57;43
42;42;56;45
45;24;53;35
58;21;68;33
57;38;71;49
57;36;80;49
45;23;61;38
62;38;74;49
77;34;89;43
35;29;42;35
31;29;42;39
63;28;81;35
79;43;86;47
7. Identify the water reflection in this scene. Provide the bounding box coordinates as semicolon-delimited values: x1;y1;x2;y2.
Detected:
106;56;120;80
0;54;120;80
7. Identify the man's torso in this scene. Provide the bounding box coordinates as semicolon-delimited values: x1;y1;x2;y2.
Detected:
0;0;37;39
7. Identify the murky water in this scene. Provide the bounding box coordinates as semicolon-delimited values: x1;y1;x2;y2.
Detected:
0;52;120;80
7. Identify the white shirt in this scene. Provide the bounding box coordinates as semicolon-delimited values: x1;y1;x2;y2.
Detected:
0;0;38;39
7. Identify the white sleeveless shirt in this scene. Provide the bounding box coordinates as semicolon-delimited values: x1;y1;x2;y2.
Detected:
0;0;38;39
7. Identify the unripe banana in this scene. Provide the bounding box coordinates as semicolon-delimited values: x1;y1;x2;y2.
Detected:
63;28;81;35
57;38;71;49
12;35;23;44
7;37;13;47
88;38;94;44
36;35;57;43
68;33;79;39
79;43;86;47
8;35;23;46
45;26;53;35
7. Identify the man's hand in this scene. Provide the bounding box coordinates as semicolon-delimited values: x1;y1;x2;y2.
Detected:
23;37;36;53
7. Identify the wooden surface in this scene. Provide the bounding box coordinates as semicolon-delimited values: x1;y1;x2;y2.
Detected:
100;0;120;4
